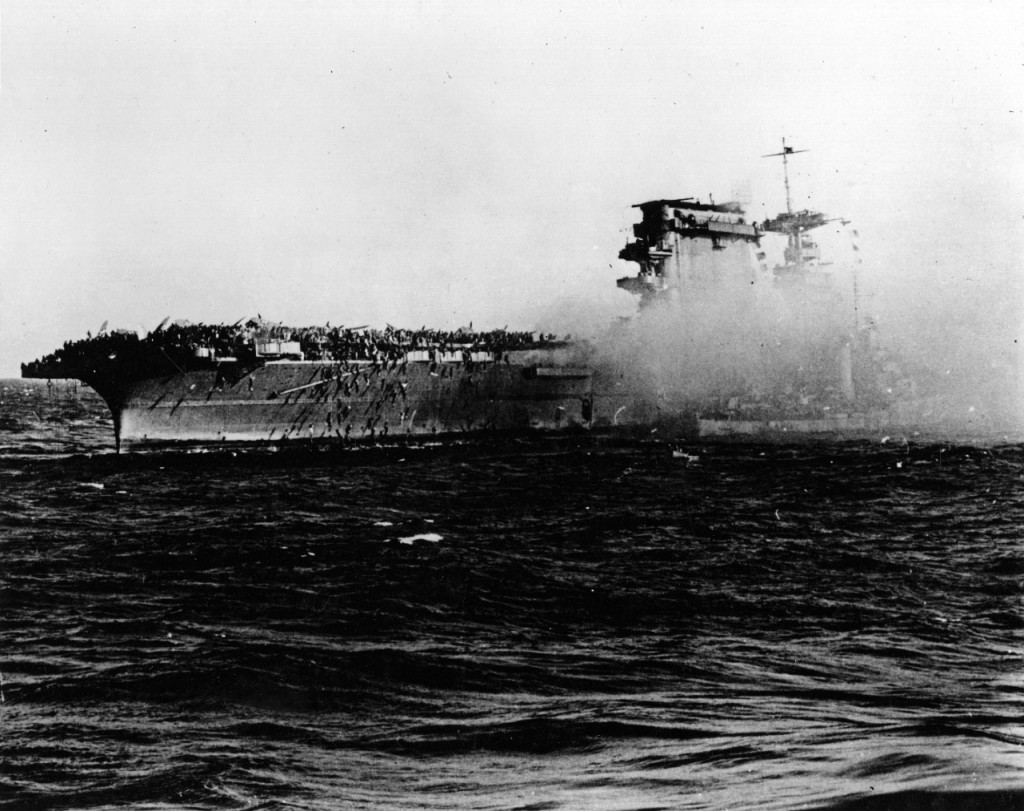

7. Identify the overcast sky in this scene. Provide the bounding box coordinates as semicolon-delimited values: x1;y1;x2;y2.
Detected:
2;0;1022;376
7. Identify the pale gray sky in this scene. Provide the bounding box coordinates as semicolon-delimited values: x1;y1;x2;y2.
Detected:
2;0;1022;376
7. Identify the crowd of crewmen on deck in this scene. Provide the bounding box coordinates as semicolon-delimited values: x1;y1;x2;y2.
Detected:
24;320;558;375
297;324;546;362
25;329;146;376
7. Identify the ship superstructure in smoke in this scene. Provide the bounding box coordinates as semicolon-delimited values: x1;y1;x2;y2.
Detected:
616;198;762;305
611;141;913;436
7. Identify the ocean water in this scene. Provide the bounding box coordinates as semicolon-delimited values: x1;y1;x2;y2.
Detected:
1;378;1022;810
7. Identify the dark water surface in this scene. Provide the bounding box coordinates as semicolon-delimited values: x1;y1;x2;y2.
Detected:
2;379;1022;810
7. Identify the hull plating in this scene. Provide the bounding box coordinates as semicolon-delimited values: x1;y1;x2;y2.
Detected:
109;359;652;450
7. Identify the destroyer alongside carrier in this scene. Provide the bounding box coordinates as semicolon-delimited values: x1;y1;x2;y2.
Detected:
22;145;926;451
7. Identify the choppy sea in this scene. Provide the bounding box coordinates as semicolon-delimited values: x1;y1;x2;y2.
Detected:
1;378;1022;810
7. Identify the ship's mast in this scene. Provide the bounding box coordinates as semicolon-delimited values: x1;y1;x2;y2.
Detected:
761;138;820;272
761;140;857;401
762;137;807;215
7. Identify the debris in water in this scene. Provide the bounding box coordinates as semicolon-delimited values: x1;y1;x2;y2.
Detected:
672;448;700;464
397;532;442;545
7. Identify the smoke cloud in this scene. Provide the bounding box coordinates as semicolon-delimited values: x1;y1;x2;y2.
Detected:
548;222;1023;440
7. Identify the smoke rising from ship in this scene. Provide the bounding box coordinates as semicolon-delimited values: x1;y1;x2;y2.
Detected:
547;210;1023;439
592;236;860;410
636;276;848;398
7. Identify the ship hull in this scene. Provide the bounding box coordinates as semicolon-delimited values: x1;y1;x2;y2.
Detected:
94;357;658;451
26;350;925;452
697;414;892;440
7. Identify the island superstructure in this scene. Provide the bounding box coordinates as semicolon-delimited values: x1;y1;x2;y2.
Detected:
616;197;762;306
608;140;907;437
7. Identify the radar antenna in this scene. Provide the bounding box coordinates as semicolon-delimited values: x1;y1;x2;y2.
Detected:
762;137;808;215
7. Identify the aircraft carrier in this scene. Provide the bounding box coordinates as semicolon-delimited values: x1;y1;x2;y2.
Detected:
23;143;922;452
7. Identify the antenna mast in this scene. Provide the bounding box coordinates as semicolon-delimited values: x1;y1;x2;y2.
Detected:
762;137;808;214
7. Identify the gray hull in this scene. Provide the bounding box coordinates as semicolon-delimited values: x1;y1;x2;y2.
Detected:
101;356;656;451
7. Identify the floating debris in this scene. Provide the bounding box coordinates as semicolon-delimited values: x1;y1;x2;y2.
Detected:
397;532;442;545
672;447;701;465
